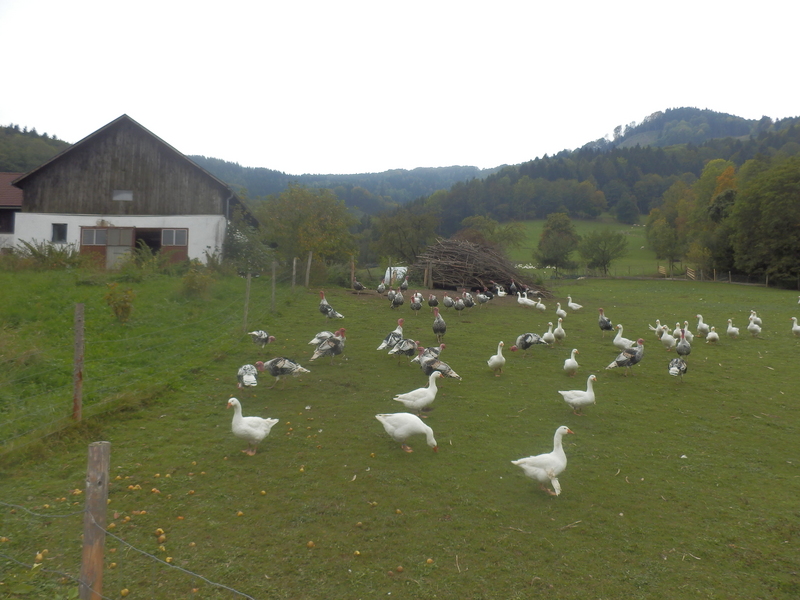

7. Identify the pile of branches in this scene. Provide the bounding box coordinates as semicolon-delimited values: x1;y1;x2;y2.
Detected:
411;238;550;297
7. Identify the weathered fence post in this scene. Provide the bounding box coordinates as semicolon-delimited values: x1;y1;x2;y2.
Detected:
80;441;110;600
243;273;251;333
73;303;84;421
305;251;313;288
350;257;355;288
292;257;298;291
271;261;277;312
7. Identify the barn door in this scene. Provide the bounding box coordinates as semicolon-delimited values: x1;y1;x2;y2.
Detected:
106;227;134;269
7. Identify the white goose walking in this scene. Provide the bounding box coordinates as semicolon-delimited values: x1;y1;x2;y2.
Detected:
558;374;597;415
511;425;575;496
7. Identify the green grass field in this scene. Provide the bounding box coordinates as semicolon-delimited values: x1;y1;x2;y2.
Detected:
1;269;799;599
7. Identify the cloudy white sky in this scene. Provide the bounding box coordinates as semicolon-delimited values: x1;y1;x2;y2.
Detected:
2;1;797;175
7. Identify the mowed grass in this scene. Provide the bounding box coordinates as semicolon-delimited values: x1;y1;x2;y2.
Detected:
1;272;800;599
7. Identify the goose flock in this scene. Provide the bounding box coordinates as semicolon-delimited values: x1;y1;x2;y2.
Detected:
228;282;796;497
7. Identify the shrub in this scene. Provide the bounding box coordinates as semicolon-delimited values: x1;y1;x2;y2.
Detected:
181;262;214;297
104;282;135;322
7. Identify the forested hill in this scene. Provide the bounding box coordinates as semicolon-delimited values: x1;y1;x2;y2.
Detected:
187;155;495;212
0;124;70;172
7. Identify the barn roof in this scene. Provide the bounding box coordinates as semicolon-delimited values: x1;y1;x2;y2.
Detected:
11;115;254;222
0;172;24;207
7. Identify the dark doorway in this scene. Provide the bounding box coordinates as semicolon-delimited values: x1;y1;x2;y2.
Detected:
134;228;162;253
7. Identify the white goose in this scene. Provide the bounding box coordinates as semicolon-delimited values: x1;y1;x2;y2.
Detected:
533;295;547;312
567;296;583;311
375;413;438;453
659;326;677;351
727;319;740;338
227;398;279;456
791;317;800;337
612;323;636;351
696;314;710;337
517;292;537;308
747;315;762;337
553;318;566;343
556;303;567;320
563;348;579;376
558;374;597;415
511;425;575;496
487;341;506;376
543;322;556;346
682;321;694;343
392;372;443;414
749;310;762;327
705;326;720;343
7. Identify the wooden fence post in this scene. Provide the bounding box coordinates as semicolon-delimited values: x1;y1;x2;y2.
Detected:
80;441;110;600
73;303;84;421
243;273;251;333
305;251;313;288
292;257;298;291
350;257;355;288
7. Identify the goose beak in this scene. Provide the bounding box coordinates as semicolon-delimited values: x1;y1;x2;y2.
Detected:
566;428;575;434
432;446;439;452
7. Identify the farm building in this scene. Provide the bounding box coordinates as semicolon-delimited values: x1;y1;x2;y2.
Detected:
9;115;252;267
0;172;23;251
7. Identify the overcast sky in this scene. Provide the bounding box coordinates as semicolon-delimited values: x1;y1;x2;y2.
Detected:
2;1;797;175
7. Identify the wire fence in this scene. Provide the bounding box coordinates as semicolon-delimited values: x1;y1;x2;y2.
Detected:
0;288;271;455
0;500;256;599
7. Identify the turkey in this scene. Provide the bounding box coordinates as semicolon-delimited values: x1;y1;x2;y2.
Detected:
475;289;490;307
453;296;466;315
421;353;462;380
675;329;691;358
567;296;583;311
391;289;405;310
558;374;597;415
262;357;310;388
726;319;740;338
410;292;423;315
613;324;636;351
352;279;365;294
442;292;454;310
318;291;344;319
509;279;519;296
377;318;405;351
399;275;409;292
462;289;475;310
427;293;439;311
308;330;336;345
432;307;447;343
510;333;546;357
511;425;574;496
747;315;762;337
563;348;580;376
247;330;276;349
376;279;386;294
705;326;720;343
606;338;645;375
554;318;566;344
393;371;444;415
487;341;506;377
227;398;279;456
696;314;710;337
237;362;264;388
411;343;445;367
375;412;437;453
598;308;614;337
668;357;688;381
556;303;567;320
388;338;420;363
387;288;396;303
310;328;346;363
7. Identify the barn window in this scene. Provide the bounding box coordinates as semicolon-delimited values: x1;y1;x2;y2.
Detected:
52;223;67;243
107;228;133;246
113;190;134;201
162;229;188;246
82;228;108;245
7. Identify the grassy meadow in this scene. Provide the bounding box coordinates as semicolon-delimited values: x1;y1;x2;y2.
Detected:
1;267;799;599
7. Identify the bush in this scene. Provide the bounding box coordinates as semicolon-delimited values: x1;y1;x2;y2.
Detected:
104;282;135;322
181;262;214;297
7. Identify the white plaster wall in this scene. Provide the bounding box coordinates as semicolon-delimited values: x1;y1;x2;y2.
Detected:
13;213;227;263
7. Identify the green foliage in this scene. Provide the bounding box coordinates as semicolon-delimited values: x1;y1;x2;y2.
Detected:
372;201;439;264
12;240;87;270
103;282;135;322
222;208;274;274
254;184;357;264
181;262;214;297
534;212;581;274
577;229;628;275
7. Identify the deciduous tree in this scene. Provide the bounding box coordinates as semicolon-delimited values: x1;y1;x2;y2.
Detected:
534;212;580;275
578;229;628;275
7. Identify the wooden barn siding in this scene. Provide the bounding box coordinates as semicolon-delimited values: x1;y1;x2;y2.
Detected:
21;121;228;216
